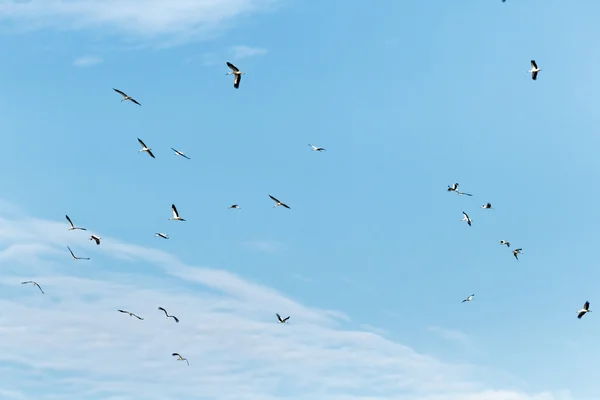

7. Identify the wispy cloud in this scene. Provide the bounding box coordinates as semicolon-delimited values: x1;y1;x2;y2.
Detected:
73;55;103;67
230;45;268;60
0;0;279;46
0;203;572;400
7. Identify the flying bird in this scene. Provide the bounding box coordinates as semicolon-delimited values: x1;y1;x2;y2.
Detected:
21;281;44;294
137;138;155;159
309;144;326;152
226;62;245;89
513;248;523;260
89;235;101;245
577;301;592;319
528;60;541;80
169;204;185;221
276;313;290;323
500;240;510;247
113;88;141;105
461;211;472;226
447;183;472;196
229;204;241;209
269;195;290;209
462;294;474;303
65;215;86;231
172;353;189;365
118;309;144;320
158;306;179;323
481;203;493;209
171;148;190;160
155;233;169;239
67;246;90;260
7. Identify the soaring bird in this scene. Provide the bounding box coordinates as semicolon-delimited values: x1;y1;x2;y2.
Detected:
309;144;326;152
158;306;179;323
528;60;541;80
155;233;169;239
513;248;523;260
462;211;472;226
118;309;144;320
169;204;185;221
113;88;141;105
137;138;155;159
577;301;592;319
229;204;241;209
89;235;101;245
447;183;472;196
481;203;493;209
172;353;189;365
68;246;90;260
65;215;86;231
171;148;190;160
226;62;245;89
500;240;510;247
462;294;474;303
269;195;290;209
276;313;290;323
21;281;44;294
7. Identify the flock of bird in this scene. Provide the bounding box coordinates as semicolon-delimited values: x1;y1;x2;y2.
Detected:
449;181;591;319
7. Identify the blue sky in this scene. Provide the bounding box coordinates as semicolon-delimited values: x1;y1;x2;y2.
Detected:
0;0;597;399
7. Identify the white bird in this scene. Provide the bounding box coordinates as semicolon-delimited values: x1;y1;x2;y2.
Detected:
65;215;86;231
513;248;523;260
67;246;90;260
158;307;179;323
309;144;326;152
226;62;245;89
577;301;592;319
21;281;44;294
172;353;189;365
137;138;155;159
462;294;474;303
113;88;141;105
155;233;169;239
89;235;101;245
229;204;241;209
528;60;541;80
461;211;472;226
276;313;290;323
447;183;472;196
500;240;510;247
269;195;290;209
171;148;190;160
118;309;144;320
481;202;493;209
169;204;185;221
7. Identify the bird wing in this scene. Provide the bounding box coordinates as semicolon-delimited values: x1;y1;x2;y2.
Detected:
584;301;590;310
35;283;44;293
118;309;128;313
134;314;144;320
172;315;180;323
67;246;76;258
269;195;280;203
531;60;538;69
227;62;239;72
137;138;147;148
22;281;32;284
147;149;155;158
578;311;585;319
281;203;291;209
172;204;180;218
234;74;241;89
113;88;127;97
65;215;74;228
462;212;469;219
506;242;511;247
282;316;290;322
130;98;141;106
276;313;283;322
532;71;538;80
515;248;522;252
184;358;189;365
172;353;180;357
459;191;473;196
158;307;168;316
80;257;90;260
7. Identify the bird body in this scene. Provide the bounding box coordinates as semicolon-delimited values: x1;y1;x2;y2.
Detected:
577;301;591;319
226;62;245;89
118;309;143;320
137;138;155;158
66;215;86;231
309;144;326;152
528;60;541;80
276;313;290;323
269;195;290;209
229;204;240;209
155;233;169;239
113;88;141;105
89;235;101;245
462;211;472;226
462;294;474;303
158;306;179;323
482;203;493;209
171;148;190;159
169;204;185;221
513;248;523;260
22;281;44;294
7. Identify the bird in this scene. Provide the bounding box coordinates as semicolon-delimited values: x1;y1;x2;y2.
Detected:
65;215;86;231
500;240;510;247
226;62;245;89
229;204;241;209
21;281;44;294
276;313;290;323
528;60;541;80
67;246;90;260
447;183;472;196
577;301;592;319
155;233;169;239
269;195;290;209
169;204;185;221
309;144;326;152
481;203;493;209
89;235;101;245
137;138;155;159
461;211;472;226
462;294;474;303
158;306;179;323
513;248;523;260
171;148;190;160
113;88;141;105
172;353;189;365
118;309;144;320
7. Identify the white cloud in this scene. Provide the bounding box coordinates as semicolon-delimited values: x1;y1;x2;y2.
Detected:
0;205;572;400
73;55;103;67
230;45;268;60
0;0;279;45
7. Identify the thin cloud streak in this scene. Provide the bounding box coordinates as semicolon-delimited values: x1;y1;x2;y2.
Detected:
73;55;103;67
230;45;268;60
